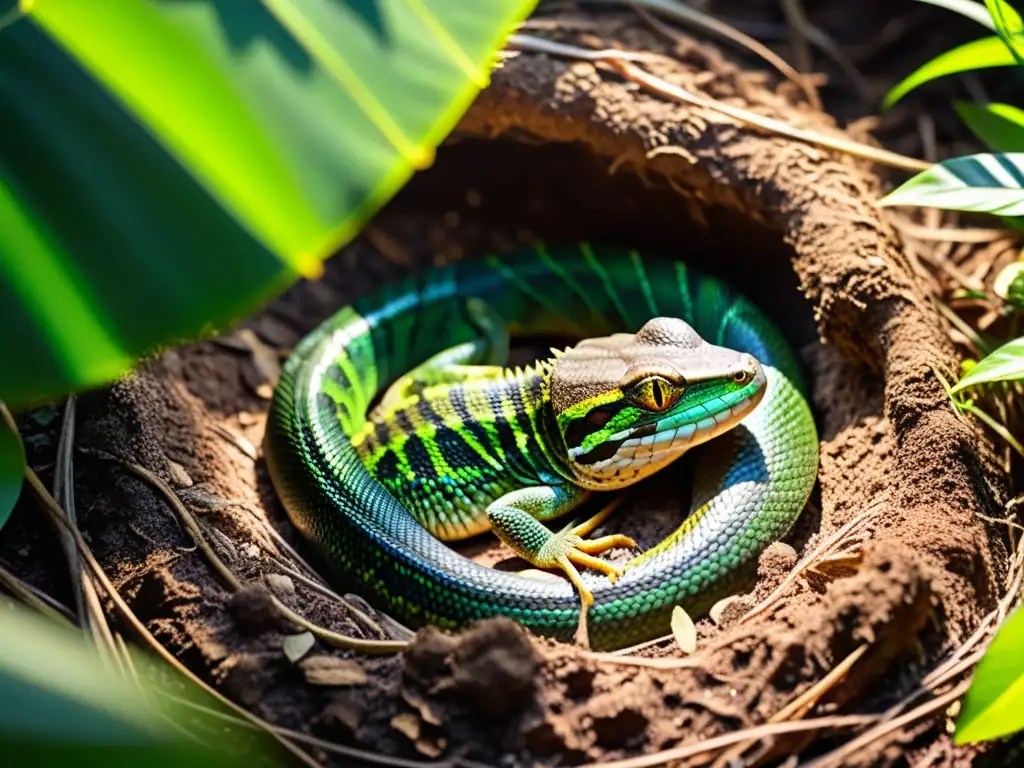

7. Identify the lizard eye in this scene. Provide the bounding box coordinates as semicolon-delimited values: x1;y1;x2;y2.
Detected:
624;376;684;413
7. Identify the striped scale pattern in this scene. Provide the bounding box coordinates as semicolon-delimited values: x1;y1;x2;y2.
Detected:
350;365;568;541
265;245;819;650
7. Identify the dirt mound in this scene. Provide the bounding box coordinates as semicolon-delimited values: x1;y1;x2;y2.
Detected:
8;12;1013;768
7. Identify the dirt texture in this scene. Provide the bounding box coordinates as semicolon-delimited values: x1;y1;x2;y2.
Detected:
4;7;1019;768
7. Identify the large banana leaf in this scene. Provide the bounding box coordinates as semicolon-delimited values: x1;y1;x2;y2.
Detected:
0;602;265;765
0;410;24;532
0;0;536;411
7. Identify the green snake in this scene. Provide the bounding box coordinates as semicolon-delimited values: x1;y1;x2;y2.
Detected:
265;245;818;651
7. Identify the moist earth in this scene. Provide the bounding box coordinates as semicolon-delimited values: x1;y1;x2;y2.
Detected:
3;6;1019;768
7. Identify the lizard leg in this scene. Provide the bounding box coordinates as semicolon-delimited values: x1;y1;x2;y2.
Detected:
487;486;636;606
378;298;510;411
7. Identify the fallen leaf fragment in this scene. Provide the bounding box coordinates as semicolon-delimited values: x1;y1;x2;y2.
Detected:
282;631;315;663
391;713;421;741
299;655;368;686
671;605;697;654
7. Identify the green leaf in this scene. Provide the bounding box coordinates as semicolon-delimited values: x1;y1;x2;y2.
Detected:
0;602;264;764
956;605;1024;743
0;0;538;411
954;101;1024;151
878;153;1024;216
883;36;1019;109
915;0;1000;29
0;406;25;533
985;0;1024;63
949;335;1024;393
993;260;1024;306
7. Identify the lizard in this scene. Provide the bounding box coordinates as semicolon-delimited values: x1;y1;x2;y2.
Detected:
265;244;818;651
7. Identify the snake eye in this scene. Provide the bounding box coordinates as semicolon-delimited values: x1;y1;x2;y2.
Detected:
733;370;750;384
624;376;684;413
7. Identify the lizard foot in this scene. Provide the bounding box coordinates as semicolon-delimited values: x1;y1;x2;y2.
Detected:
534;524;637;605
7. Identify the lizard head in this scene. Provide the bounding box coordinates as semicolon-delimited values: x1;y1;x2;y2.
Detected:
549;317;767;490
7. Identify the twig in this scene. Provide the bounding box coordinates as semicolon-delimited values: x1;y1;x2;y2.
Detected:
607;57;929;172
158;690;481;768
179;487;336;589
780;0;814;74
608;632;674;655
0;563;76;626
888;214;1011;244
209;423;259;461
115;632;209;748
92;451;407;654
45;398;125;673
741;492;888;624
807;539;1024;763
263;556;411;640
711;644;869;767
575;714;875;768
584;650;701;669
935;302;990;356
505;35;930;173
18;461;323;768
961;402;1024;459
591;0;821;108
53;396;86;621
801;680;969;768
686;13;872;98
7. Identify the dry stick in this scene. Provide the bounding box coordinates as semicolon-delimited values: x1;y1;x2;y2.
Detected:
608;631;674;656
808;528;1024;763
901;547;1024;706
688;12;873;99
741;492;889;625
505;35;931;173
934;303;989;357
575;715;875;768
180;488;331;589
776;645;870;721
609;58;930;173
262;554;414;640
800;680;970;768
19;466;323;768
53;397;125;672
780;0;814;75
963;402;1024;459
593;0;822;108
0;562;76;626
710;644;870;768
96;454;407;653
209;422;259;461
263;555;415;641
585;647;704;669
114;631;209;750
157;690;478;768
888;214;1010;244
44;454;438;768
53;395;86;620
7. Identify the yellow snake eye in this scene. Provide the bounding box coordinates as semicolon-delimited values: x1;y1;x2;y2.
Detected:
624;376;684;413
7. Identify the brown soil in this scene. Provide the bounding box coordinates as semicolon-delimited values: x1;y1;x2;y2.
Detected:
5;4;1022;767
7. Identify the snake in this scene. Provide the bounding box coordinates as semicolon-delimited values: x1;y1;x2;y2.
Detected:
265;244;818;651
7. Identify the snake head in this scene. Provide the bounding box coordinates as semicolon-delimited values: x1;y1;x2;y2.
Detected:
549;317;766;490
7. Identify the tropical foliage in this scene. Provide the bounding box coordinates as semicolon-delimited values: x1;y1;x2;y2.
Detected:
0;0;536;758
878;0;1024;746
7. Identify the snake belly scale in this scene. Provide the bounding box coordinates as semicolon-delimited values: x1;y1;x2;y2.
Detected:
265;245;819;651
